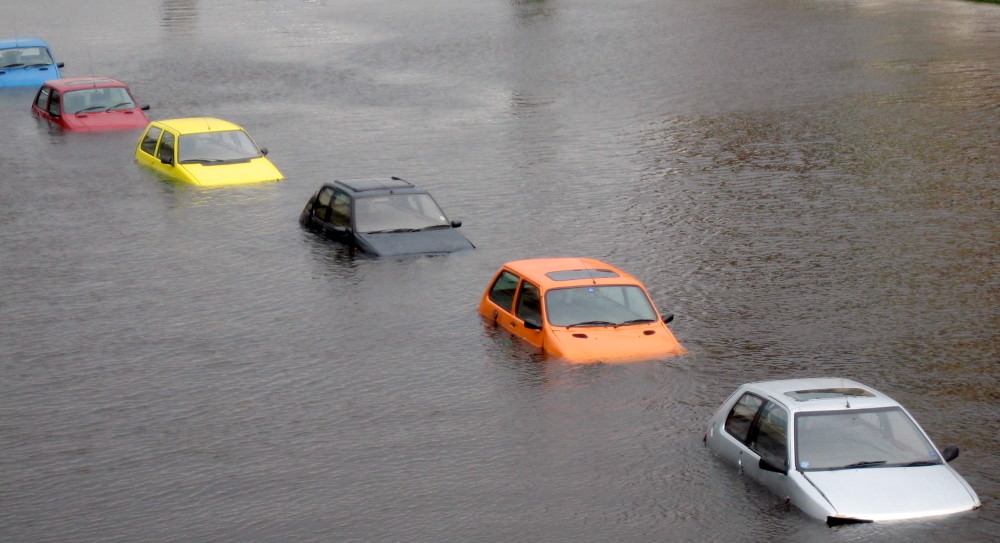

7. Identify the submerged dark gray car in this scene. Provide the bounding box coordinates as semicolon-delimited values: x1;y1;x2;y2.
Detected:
299;177;474;257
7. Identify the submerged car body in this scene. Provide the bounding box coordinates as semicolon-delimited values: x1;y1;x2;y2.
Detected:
299;177;474;257
704;378;980;525
134;117;284;187
32;77;150;131
0;37;63;87
478;257;686;363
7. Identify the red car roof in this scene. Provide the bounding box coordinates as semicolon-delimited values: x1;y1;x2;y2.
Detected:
43;77;128;91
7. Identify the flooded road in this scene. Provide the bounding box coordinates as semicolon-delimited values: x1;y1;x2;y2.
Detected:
1;1;997;541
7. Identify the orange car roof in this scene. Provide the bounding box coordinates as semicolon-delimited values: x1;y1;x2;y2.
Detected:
501;258;643;290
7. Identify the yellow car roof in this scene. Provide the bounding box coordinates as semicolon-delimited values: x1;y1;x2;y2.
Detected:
154;117;243;134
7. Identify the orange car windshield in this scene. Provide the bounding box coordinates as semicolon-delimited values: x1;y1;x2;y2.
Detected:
545;285;657;327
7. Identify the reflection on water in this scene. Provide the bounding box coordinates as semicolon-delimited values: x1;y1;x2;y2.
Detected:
160;0;198;32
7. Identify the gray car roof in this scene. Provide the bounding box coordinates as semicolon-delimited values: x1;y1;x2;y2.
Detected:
741;377;901;414
332;177;427;196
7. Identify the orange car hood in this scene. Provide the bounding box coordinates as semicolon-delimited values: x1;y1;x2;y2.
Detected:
547;324;686;364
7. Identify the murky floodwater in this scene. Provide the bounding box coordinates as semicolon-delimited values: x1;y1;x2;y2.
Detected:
1;1;997;541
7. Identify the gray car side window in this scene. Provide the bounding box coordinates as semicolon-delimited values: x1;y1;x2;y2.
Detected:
724;393;764;443
331;191;351;228
751;401;789;469
312;187;334;222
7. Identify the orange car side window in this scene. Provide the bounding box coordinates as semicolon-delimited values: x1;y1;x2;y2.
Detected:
515;282;541;324
488;271;519;312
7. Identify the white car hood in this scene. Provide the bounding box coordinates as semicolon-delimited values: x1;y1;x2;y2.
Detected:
804;465;979;522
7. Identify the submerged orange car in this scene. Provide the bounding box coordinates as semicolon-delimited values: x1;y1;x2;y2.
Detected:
478;258;686;363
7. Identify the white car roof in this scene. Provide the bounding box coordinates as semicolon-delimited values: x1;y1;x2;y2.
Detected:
741;377;902;414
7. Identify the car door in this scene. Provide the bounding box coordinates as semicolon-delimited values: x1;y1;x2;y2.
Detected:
322;189;353;244
484;271;544;349
155;130;177;171
135;125;163;168
742;400;793;499
718;393;794;500
32;84;56;125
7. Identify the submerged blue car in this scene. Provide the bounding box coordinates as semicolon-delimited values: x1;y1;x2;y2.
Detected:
300;177;475;257
0;38;63;88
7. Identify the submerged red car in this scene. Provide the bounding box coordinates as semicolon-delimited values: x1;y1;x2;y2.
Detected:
31;77;149;131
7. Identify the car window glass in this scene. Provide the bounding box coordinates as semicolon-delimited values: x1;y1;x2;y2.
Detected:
47;89;61;116
317;188;332;207
488;271;520;312
140;126;162;156
795;407;940;471
751;401;788;468
545;285;657;326
724;393;764;443
331;192;351;227
353;193;449;233
34;86;50;110
3;46;53;66
63;91;86;114
157;131;175;163
515;282;542;325
311;188;334;222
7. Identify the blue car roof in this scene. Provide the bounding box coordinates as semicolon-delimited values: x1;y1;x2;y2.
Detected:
0;37;52;49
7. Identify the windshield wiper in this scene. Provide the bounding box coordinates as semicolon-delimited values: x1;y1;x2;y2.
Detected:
829;460;887;470
419;224;451;231
181;158;225;164
620;318;655;325
565;320;616;328
367;228;420;233
107;102;134;110
1;63;25;69
898;460;940;467
75;105;107;113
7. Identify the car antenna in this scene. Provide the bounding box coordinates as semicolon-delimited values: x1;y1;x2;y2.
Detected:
842;377;850;408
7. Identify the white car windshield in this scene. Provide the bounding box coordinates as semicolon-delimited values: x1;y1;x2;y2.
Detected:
545;285;658;327
178;130;261;163
795;407;942;471
354;193;449;233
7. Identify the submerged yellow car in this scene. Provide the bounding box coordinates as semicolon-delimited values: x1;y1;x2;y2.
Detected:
134;117;283;187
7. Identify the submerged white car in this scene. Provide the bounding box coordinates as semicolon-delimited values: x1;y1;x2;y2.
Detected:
704;378;980;525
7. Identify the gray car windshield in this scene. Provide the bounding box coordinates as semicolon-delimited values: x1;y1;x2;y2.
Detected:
795;407;942;471
178;130;261;163
355;193;449;233
545;285;658;327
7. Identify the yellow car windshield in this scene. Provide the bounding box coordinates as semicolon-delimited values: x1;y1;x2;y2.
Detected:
178;130;261;164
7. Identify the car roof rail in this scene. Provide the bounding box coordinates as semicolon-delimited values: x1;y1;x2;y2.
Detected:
337;177;415;193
